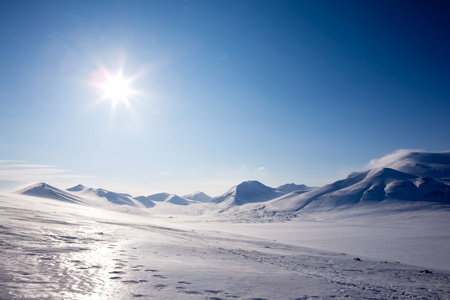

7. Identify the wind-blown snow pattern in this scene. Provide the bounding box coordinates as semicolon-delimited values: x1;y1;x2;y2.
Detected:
368;150;450;182
17;182;83;204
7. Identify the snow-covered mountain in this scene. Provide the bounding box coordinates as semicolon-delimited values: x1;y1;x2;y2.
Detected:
210;181;284;210
264;167;450;213
13;150;450;217
276;183;313;194
146;192;171;202
17;182;83;204
183;191;212;203
368;150;450;183
166;194;189;205
205;151;450;215
67;184;138;206
145;192;189;206
133;196;155;208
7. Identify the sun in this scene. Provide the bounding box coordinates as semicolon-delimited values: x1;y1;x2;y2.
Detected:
90;68;137;109
99;71;133;104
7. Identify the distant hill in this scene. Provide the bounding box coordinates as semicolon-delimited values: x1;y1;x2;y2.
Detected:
276;183;314;194
264;168;450;213
183;191;212;203
14;150;450;218
17;182;83;204
143;192;189;206
210;180;285;211
67;184;138;206
133;196;155;208
206;150;450;216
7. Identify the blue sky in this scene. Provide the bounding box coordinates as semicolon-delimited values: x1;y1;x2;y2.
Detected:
1;0;449;196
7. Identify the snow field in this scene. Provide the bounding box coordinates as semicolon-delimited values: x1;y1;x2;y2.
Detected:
1;194;449;299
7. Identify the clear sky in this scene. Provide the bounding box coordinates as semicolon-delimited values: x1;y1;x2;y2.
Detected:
1;0;449;196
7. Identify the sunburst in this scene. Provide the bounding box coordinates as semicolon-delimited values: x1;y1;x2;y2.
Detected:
91;68;138;110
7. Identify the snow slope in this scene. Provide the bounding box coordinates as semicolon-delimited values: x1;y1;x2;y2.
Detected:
264;167;450;213
369;150;450;182
1;193;449;299
146;192;172;202
133;196;156;208
165;194;189;206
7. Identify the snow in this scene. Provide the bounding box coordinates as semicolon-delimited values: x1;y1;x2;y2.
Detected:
368;150;450;181
3;150;450;298
146;192;172;202
263;167;450;214
165;194;189;206
210;180;285;209
183;191;212;203
133;196;155;208
276;183;313;194
17;182;84;204
0;193;449;299
66;184;142;207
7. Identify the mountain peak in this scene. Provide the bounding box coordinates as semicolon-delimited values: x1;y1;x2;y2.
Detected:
211;180;283;207
67;184;87;192
368;150;450;179
183;191;212;203
17;182;82;204
276;183;312;194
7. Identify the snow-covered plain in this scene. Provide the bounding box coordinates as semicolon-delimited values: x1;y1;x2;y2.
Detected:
1;192;449;299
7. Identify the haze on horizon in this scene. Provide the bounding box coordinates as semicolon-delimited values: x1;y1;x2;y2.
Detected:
1;0;449;196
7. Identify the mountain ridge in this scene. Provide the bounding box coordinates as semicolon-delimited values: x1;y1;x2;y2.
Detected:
12;150;450;217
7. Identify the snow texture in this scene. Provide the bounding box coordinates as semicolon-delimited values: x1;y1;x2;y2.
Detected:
0;193;449;299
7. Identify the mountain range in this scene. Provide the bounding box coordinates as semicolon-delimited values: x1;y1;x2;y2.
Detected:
13;150;450;216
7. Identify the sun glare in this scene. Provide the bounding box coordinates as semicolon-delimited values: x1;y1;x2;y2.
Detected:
100;73;132;103
91;68;138;110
